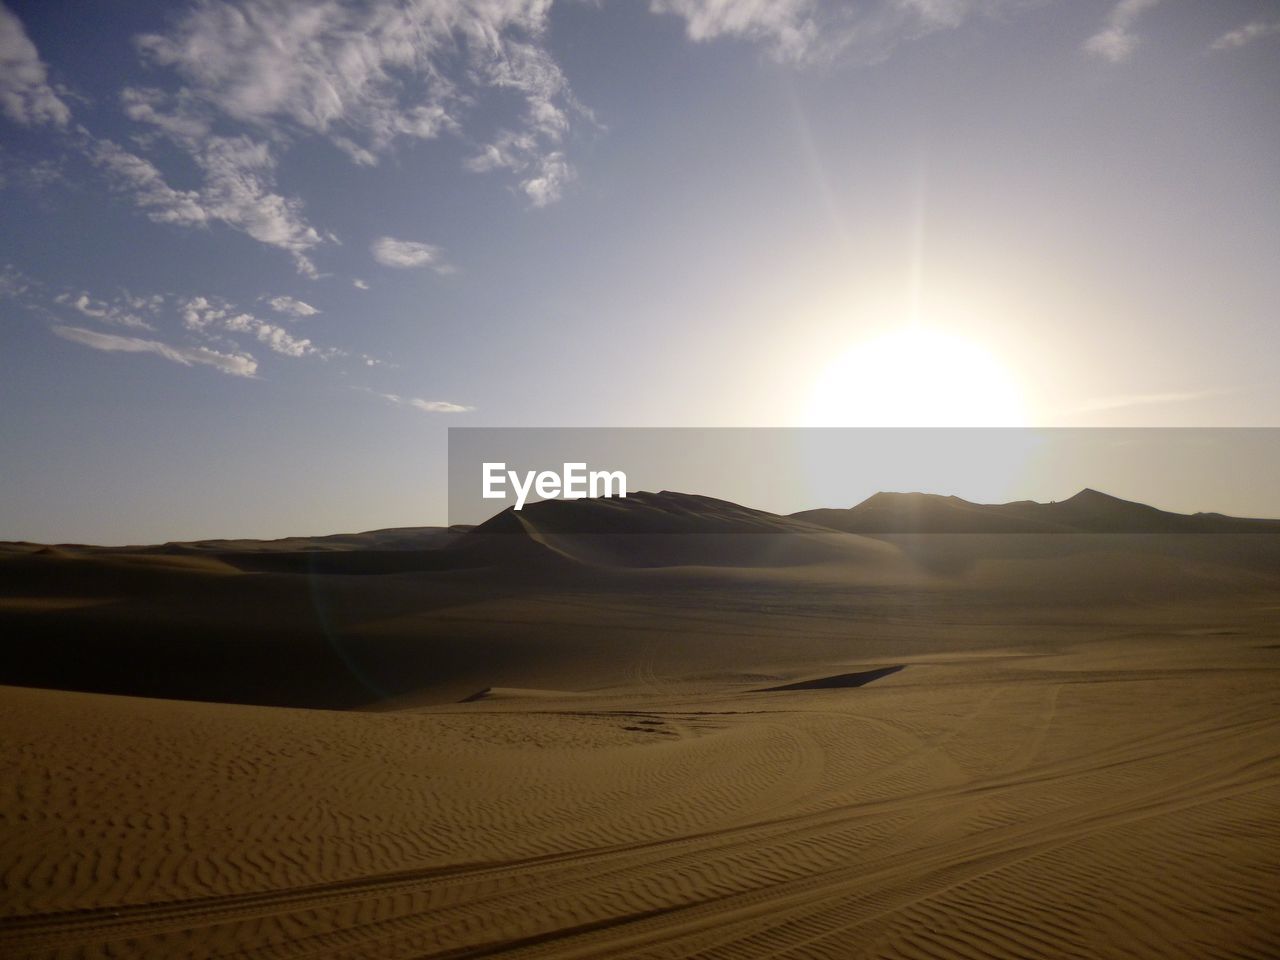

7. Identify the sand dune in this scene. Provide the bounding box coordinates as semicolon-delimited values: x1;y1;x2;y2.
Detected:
457;491;898;568
1;490;1278;957
1;631;1276;958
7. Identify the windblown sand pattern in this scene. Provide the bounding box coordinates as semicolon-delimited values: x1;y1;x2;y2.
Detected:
3;495;1279;957
2;631;1276;959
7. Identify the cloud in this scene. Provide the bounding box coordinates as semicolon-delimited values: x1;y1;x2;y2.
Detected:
379;391;473;414
1083;0;1161;63
649;0;1031;66
182;295;336;358
1210;19;1280;52
89;134;323;277
90;138;211;226
54;291;156;330
224;312;318;357
650;0;823;62
1069;389;1225;415
0;150;68;192
0;261;33;298
521;151;572;207
465;131;574;206
0;3;71;126
130;0;581;205
266;295;320;318
371;236;451;271
52;324;258;377
353;278;370;290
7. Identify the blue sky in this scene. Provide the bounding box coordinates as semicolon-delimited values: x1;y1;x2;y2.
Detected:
2;0;1278;541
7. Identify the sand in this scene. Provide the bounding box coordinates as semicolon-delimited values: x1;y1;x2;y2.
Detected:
2;634;1277;958
1;492;1278;957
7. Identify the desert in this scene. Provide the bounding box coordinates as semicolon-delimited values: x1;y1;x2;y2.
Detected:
5;2;1279;956
2;489;1277;958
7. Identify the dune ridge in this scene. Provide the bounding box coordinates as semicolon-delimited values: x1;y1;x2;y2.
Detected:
1;631;1276;958
1;488;1277;957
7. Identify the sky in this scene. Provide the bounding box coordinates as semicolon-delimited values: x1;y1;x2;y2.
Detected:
1;0;1278;542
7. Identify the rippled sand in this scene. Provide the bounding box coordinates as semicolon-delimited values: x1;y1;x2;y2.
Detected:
3;629;1277;959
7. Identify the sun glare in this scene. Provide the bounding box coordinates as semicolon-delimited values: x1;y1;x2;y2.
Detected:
806;326;1027;427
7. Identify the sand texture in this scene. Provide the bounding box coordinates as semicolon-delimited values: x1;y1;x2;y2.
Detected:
1;491;1278;957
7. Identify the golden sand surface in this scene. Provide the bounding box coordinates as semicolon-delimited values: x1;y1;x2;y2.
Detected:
3;627;1277;959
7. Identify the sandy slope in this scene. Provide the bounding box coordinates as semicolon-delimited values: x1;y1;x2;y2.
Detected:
2;627;1277;959
2;494;1278;956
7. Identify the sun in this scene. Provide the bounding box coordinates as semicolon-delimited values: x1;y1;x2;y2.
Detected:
806;326;1027;427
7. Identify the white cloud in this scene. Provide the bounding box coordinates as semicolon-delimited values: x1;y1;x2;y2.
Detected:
183;296;335;358
0;150;67;192
1068;389;1226;415
237;315;317;357
353;278;370;290
371;236;451;271
90;134;323;277
0;3;70;126
1210;19;1280;52
55;291;155;330
650;0;822;62
191;134;324;277
266;295;320;317
180;295;227;332
1083;0;1161;63
120;85;210;141
379;391;473;414
409;398;472;413
649;0;1029;66
468;134;573;206
91;138;211;227
130;0;580;205
0;262;33;298
53;324;258;377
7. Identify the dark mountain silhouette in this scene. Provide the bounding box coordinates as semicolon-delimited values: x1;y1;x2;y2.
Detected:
468;490;832;537
452;490;891;568
3;487;1278;708
792;488;1280;535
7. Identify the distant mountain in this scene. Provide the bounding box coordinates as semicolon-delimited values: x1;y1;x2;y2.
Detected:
454;490;894;568
469;490;831;536
137;525;471;554
792;489;1280;535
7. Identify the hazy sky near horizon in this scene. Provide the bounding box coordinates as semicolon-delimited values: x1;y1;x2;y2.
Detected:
2;0;1278;542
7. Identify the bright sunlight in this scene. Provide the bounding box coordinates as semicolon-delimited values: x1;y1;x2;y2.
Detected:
807;326;1028;427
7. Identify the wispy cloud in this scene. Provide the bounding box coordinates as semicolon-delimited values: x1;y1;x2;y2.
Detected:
353;279;370;291
90;138;211;227
371;236;452;272
0;2;70;127
11;263;366;380
465;134;574;207
53;324;258;377
0;150;68;193
1069;388;1227;415
378;391;473;414
650;0;823;62
1083;0;1161;63
266;295;320;318
0;262;34;298
54;291;156;330
90;131;325;278
1210;19;1280;52
650;0;1035;66
129;0;583;210
181;295;337;358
